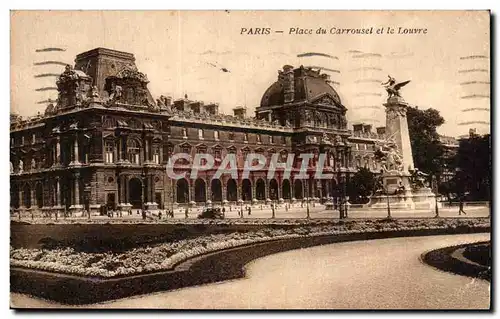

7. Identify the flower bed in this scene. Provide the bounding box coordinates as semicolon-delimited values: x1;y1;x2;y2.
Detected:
11;218;489;278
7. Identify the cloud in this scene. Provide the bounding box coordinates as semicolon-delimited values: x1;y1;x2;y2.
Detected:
297;52;339;60
387;51;415;58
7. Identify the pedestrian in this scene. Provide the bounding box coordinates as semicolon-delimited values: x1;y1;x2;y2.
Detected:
458;197;466;215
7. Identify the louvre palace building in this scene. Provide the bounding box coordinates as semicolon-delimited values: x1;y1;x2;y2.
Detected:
10;47;426;215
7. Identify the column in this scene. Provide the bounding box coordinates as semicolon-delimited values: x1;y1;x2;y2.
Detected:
122;135;128;161
74;175;80;206
18;187;24;209
251;179;256;201
117;174;122;204
150;175;155;204
55;179;61;206
207;179;212;202
265;179;270;200
145;139;149;163
125;176;130;205
277;177;282;200
74;135;80;163
222;179;227;201
117;137;123;162
190;182;195;203
30;187;35;209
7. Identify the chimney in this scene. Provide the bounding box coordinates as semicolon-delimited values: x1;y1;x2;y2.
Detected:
174;99;186;112
353;124;364;132
233;106;247;119
282;65;295;104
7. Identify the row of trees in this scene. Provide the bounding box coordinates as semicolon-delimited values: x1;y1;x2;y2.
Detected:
346;106;491;203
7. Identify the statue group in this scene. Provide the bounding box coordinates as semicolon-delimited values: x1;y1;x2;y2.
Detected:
381;75;411;99
376;139;404;173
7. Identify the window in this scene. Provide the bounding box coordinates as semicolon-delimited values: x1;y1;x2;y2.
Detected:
228;132;235;140
127;139;140;164
214;131;219;140
242;148;250;159
355;143;359;150
282;136;286;144
182;145;191;154
198;129;204;139
152;146;160;164
257;135;262;143
214;148;222;160
105;141;114;163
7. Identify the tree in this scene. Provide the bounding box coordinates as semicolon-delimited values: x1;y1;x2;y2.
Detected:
453;133;491;201
406;107;446;183
347;167;376;204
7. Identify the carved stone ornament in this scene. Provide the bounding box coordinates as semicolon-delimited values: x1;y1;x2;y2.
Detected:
115;64;149;83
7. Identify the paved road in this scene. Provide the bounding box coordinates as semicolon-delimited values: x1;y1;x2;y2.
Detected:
16;205;489;223
11;233;490;309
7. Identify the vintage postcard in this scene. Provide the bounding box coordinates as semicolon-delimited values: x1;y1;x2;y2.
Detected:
10;10;491;310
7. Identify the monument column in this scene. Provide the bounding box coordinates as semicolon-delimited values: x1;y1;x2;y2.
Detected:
384;96;415;173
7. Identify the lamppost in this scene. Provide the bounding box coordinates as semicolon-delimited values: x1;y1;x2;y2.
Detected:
271;188;276;218
306;180;310;219
385;186;392;219
141;171;146;212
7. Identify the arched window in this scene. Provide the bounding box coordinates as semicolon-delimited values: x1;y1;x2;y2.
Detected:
128;139;140;164
152;145;160;164
104;140;115;163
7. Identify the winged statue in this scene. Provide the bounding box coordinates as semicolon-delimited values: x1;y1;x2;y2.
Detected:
381;75;411;99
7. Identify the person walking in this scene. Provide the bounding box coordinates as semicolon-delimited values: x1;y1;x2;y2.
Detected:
458;197;466;215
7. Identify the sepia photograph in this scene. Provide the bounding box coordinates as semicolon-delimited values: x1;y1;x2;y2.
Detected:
9;10;491;310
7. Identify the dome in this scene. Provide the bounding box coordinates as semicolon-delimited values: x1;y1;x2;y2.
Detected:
260;66;342;107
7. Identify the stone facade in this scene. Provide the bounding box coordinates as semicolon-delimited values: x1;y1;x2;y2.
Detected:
10;48;390;216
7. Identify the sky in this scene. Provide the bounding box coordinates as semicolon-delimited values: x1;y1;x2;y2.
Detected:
11;10;490;137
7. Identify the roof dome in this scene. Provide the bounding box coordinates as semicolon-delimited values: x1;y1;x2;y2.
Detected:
260;65;342;107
